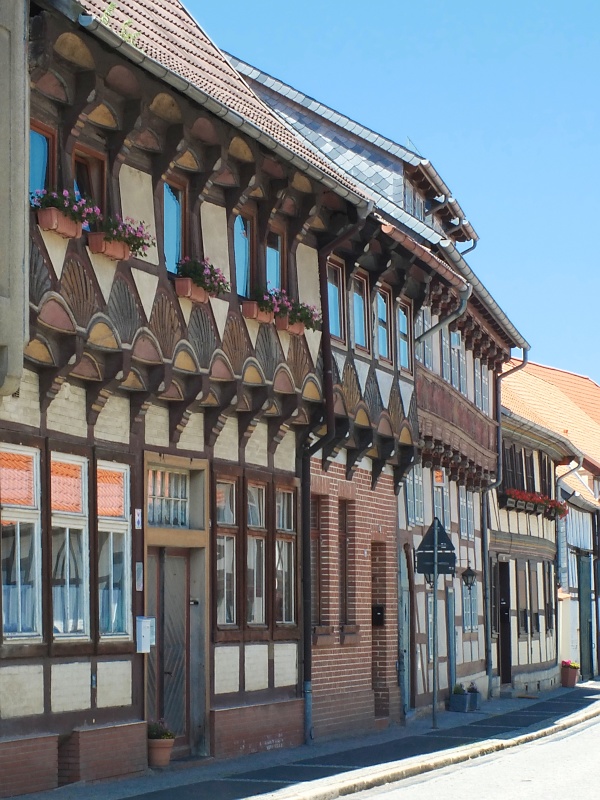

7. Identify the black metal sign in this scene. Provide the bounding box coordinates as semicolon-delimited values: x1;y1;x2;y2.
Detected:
415;518;456;576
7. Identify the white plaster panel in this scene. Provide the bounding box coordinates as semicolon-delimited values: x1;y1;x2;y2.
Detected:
96;660;132;708
51;662;91;712
355;359;369;394
304;329;321;367
399;380;413;417
47;382;87;438
274;429;295;473
130;267;159;321
246;421;268;466
210;297;230;340
375;369;393;407
119;165;158;265
333;351;346;379
0;368;40;428
244;644;269;692
296;244;320;310
177;411;205;452
145;403;169;448
213;416;238;461
200;202;230;281
214;645;240;694
178;297;193;325
277;329;291;360
274;642;297;687
95;394;130;444
87;251;117;302
39;228;69;279
0;664;44;718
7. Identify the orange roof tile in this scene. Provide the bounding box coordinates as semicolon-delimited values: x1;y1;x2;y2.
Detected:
80;0;371;205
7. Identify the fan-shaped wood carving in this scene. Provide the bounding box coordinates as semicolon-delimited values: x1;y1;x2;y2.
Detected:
288;335;312;389
188;305;218;369
222;315;251;376
107;278;142;344
388;382;405;432
407;390;419;438
29;240;52;307
60;258;99;327
149;291;182;360
364;372;384;421
255;324;282;381
341;361;361;413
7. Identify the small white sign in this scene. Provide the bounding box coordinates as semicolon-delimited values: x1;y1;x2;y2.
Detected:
134;508;142;529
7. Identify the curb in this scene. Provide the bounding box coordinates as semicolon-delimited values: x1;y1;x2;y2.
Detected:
261;701;600;800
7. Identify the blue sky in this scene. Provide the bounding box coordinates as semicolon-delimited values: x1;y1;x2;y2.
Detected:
186;0;600;382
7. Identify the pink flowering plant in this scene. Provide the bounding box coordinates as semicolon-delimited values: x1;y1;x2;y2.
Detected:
176;257;230;296
30;189;97;223
254;287;293;316
288;300;322;331
85;209;155;258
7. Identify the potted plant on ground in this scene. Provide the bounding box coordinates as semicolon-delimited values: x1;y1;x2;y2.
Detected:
467;681;480;711
560;660;579;688
87;212;155;261
175;256;230;303
147;719;175;768
31;189;95;239
448;683;470;712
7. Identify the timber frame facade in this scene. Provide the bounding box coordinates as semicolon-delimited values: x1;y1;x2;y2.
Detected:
0;0;531;795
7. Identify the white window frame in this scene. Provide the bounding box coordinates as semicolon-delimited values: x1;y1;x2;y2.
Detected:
467;490;475;541
474;356;483;409
406;463;424;526
216;533;236;625
276;489;294;532
50;453;90;640
459;485;468;538
441;327;451;382
147;467;190;528
246;534;265;625
433;470;450;529
97;461;131;639
462;583;478;632
248;484;266;529
0;444;42;640
276;538;295;624
216;480;236;526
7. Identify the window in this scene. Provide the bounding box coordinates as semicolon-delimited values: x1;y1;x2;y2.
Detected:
475;358;490;414
266;228;284;290
50;455;89;638
248;485;265;528
502;443;525;491
147;469;189;527
462;583;478;632
376;289;392;362
397;303;411;371
30;128;52;195
415;307;432;368
441;328;451;382
276;487;296;624
310;497;321;626
467;490;475;541
164;182;182;273
327;260;344;340
474;357;482;409
517;562;528;635
406;462;424;526
544;561;554;632
97;463;130;637
339;501;349;626
539;453;552;498
0;446;42;638
432;469;450;529
246;535;265;625
216;480;237;626
450;330;467;395
233;213;253;297
74;149;105;211
353;275;369;350
529;562;540;635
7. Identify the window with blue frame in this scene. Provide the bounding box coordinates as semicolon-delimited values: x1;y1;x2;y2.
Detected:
377;288;391;362
29;129;50;196
353;275;369;350
164;182;182;273
234;213;252;296
327;260;344;340
397;303;411;371
266;229;283;290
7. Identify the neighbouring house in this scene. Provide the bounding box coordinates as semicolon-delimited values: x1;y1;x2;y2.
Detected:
231;56;529;719
501;363;600;680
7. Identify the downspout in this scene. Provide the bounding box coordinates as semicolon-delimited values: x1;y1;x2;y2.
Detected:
459;239;477;257
481;348;529;697
301;216;369;744
414;282;472;344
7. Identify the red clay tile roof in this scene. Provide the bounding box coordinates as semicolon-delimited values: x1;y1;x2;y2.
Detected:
524;362;600;427
80;0;372;205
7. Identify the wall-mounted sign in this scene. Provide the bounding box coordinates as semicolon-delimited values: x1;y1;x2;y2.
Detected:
134;508;142;529
433;468;446;486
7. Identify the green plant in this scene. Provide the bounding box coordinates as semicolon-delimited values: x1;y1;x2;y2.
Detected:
562;660;579;670
452;683;466;695
176;257;230;295
147;719;175;740
467;681;479;693
85;210;155;258
30;189;96;223
253;287;293;316
288;300;322;331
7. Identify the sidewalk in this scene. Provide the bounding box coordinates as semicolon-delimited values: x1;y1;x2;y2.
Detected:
19;681;600;800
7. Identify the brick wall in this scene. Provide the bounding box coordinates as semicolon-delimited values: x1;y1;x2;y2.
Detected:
57;722;147;785
0;735;58;798
310;458;400;739
211;699;303;758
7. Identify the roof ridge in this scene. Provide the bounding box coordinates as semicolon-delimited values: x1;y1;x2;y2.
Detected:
527;360;600;388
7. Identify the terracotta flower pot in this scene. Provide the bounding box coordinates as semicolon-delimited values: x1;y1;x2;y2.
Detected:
561;666;578;688
88;232;131;261
148;738;174;768
242;300;273;324
36;208;82;239
174;277;209;304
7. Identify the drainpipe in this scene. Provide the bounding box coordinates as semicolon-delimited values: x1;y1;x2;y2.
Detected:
300;217;369;744
459;239;478;257
481;348;529;698
414;282;472;344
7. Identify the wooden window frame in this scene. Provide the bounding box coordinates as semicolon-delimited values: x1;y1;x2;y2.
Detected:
376;286;393;364
275;485;297;627
544;561;555;632
397;301;412;373
30;120;57;192
72;144;107;212
215;476;239;630
525;452;536;493
352;272;370;353
327;256;346;344
163;177;188;273
265;219;287;292
529;561;540;638
517;560;529;637
232;206;257;298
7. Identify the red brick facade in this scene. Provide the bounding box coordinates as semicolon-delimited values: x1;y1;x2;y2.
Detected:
57;723;148;786
211;699;304;758
310;458;400;738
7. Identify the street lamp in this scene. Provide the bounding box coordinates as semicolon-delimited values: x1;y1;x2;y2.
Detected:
461;564;476;591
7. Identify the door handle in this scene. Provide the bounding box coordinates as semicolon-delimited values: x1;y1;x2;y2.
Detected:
164;670;173;676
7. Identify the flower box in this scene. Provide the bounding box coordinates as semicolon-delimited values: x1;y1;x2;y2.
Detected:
535;502;546;515
88;232;130;261
561;665;578;688
449;693;470;712
36;208;82;239
275;315;305;335
242;300;273;324
525;501;536;512
174;277;209;304
516;500;526;510
468;691;480;711
545;507;557;521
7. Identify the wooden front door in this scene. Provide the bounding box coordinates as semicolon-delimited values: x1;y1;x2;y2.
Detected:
498;561;512;685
